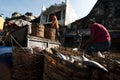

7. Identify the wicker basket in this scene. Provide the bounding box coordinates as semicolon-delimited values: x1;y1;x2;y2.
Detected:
43;50;93;80
43;47;120;80
31;23;44;38
12;47;44;80
12;47;120;80
44;28;56;40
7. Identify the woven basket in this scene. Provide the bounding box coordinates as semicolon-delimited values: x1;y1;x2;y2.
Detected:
43;47;120;80
12;47;44;80
31;23;44;38
43;50;93;80
44;28;56;40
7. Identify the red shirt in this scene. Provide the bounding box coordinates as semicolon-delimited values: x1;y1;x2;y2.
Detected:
90;23;111;43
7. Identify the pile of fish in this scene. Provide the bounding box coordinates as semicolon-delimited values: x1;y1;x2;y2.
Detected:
48;47;120;80
50;48;108;72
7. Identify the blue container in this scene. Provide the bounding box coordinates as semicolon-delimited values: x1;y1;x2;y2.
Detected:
0;46;13;67
0;46;12;54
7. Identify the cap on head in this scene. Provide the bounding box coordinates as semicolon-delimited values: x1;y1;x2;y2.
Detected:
87;18;96;24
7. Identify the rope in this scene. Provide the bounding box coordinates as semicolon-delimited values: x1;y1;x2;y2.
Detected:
10;34;26;52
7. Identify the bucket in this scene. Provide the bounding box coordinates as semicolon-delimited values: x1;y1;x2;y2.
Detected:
31;23;44;38
45;28;56;40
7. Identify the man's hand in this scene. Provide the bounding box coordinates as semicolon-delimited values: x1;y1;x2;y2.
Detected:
81;44;86;49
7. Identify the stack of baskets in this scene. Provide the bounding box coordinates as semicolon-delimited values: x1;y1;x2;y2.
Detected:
31;23;56;40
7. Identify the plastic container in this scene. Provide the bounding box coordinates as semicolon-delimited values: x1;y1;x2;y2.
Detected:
0;46;12;54
0;46;13;80
0;46;13;67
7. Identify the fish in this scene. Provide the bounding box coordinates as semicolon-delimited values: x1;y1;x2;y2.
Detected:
50;48;66;59
81;53;108;72
51;48;108;72
72;48;79;51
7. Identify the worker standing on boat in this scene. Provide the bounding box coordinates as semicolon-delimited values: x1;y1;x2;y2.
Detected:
51;13;60;41
81;19;111;58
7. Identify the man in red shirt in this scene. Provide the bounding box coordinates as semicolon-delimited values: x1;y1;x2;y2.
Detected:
82;19;111;57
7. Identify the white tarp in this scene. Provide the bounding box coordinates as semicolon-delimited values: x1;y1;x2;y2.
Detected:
9;19;32;34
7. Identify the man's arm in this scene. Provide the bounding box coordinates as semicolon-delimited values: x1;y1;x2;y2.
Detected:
78;39;82;49
81;35;94;49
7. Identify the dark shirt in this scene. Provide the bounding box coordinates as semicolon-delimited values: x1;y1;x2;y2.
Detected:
74;34;82;43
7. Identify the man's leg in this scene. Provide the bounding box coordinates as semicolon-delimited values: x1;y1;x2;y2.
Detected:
85;41;110;58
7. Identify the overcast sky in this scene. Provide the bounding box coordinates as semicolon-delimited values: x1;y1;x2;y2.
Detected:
0;0;97;19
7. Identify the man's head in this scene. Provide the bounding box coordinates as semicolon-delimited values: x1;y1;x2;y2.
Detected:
87;18;95;24
87;18;96;27
51;13;55;17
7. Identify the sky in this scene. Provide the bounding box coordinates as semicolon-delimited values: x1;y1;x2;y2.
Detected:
0;0;97;19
